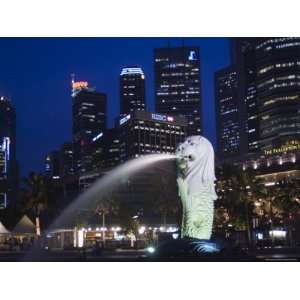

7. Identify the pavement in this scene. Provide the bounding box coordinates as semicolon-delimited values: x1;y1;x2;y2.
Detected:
1;246;300;262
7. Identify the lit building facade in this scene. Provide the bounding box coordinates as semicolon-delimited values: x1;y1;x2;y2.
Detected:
215;66;240;160
226;38;300;182
0;96;17;208
231;38;260;157
45;151;61;179
255;38;300;155
120;67;146;116
59;142;74;178
117;110;187;162
154;46;202;136
72;80;107;174
100;128;121;170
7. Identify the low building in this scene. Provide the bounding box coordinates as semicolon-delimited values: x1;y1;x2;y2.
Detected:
117;110;187;162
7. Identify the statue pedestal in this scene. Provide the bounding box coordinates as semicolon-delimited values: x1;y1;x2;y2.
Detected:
148;237;252;261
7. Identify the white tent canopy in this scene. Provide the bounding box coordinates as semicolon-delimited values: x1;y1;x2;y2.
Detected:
13;215;36;234
0;221;10;234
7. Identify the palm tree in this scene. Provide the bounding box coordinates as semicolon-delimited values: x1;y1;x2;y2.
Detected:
272;179;300;246
95;191;119;245
232;167;266;245
217;164;265;245
23;172;50;237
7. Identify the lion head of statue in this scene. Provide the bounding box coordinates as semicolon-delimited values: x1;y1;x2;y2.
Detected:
176;135;216;187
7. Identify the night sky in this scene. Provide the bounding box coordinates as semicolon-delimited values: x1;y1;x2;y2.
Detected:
0;38;230;176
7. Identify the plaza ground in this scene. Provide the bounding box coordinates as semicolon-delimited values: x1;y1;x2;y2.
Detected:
1;246;300;262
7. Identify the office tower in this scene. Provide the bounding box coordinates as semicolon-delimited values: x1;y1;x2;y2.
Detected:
228;37;300;176
154;45;202;136
59;142;74;178
72;80;107;174
231;38;259;157
215;66;240;160
117;110;187;162
90;128;121;170
255;38;300;156
0;142;8;209
45;151;60;179
0;96;17;208
120;67;146;116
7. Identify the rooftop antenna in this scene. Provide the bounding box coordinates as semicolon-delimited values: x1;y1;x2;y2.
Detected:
71;73;75;85
71;73;75;97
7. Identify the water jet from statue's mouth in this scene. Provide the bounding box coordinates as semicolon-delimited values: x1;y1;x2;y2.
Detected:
176;154;195;175
176;154;195;164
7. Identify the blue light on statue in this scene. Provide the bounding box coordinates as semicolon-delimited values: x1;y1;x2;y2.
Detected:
191;241;220;254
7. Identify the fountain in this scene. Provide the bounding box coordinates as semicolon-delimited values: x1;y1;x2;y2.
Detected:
50;136;224;253
23;136;250;260
50;153;176;230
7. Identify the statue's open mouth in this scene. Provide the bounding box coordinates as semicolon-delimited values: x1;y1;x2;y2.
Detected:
176;154;195;172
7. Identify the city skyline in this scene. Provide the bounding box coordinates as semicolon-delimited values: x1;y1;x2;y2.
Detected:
0;37;230;176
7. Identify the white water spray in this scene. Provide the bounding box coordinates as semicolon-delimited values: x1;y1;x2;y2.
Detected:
50;154;175;229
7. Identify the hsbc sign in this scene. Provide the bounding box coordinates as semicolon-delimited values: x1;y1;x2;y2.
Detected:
151;113;174;122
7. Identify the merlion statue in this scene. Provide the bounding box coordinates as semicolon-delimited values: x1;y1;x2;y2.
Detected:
176;136;217;240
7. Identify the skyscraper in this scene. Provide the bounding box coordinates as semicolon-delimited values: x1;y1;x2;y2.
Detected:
215;66;240;160
154;45;202;136
90;128;121;171
59;142;74;178
120;67;146;116
220;38;300;176
44;150;60;179
0;96;17;208
72;80;107;174
255;38;300;155
232;38;259;157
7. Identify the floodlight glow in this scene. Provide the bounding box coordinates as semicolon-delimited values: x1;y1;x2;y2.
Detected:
269;230;286;238
167;227;177;233
172;233;179;240
147;246;155;254
138;226;146;234
257;233;263;240
78;230;84;248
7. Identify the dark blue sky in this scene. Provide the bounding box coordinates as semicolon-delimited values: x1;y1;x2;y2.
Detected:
0;38;230;176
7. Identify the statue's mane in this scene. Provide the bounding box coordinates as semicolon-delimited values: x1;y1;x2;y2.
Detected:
180;136;217;200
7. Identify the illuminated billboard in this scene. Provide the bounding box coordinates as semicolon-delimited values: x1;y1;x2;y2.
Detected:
151;113;174;122
72;81;88;90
